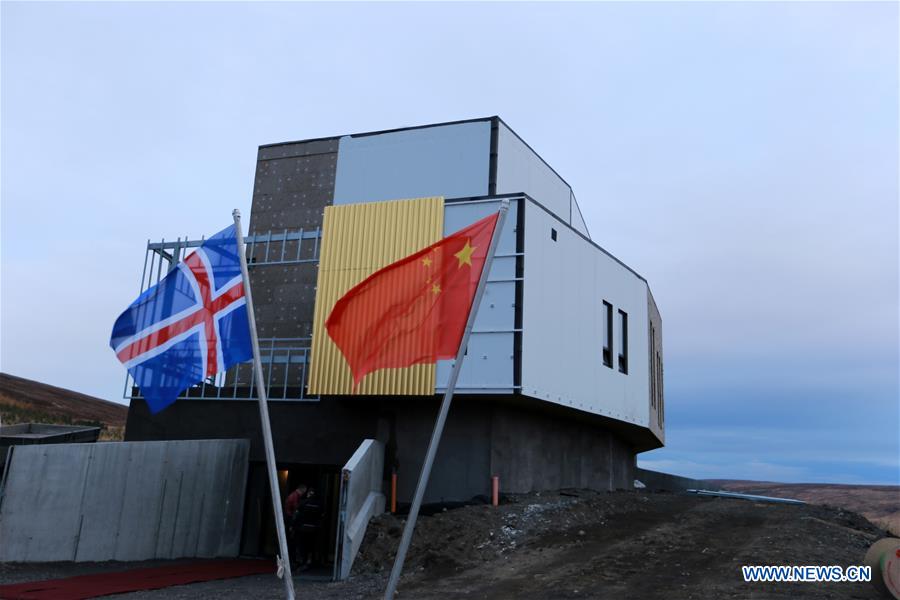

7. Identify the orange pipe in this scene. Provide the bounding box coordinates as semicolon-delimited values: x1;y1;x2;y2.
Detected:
491;475;499;507
391;472;398;513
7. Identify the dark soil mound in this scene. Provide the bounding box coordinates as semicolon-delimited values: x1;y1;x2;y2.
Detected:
354;490;887;599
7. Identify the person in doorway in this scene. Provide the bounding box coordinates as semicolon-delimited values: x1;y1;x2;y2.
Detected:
284;484;307;568
293;487;324;571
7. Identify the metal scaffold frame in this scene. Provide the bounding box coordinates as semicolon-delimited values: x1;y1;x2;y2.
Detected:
122;228;322;403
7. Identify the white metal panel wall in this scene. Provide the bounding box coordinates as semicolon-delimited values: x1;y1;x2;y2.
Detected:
570;192;590;237
332;122;491;205
495;122;572;227
437;199;519;393
520;201;650;426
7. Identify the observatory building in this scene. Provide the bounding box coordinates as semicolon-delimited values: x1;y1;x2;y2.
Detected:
124;117;665;562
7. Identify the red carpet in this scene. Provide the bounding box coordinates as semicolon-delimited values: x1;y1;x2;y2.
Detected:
0;559;276;600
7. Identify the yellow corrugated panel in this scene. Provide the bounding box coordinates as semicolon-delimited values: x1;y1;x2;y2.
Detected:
308;197;444;395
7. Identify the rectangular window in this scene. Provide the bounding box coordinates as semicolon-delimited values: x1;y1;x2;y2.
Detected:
657;353;664;426
602;301;613;368
551;228;557;241
618;309;628;374
650;326;656;408
657;355;662;424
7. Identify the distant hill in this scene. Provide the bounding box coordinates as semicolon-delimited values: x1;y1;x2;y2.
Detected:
707;479;900;536
0;373;127;440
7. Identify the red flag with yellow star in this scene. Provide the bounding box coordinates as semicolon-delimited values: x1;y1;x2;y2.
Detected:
325;212;500;388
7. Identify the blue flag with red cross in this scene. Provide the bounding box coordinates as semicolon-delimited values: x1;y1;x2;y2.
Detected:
110;224;253;413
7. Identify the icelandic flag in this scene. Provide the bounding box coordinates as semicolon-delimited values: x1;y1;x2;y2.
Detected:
110;224;253;413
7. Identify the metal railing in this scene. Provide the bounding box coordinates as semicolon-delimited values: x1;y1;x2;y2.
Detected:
123;228;322;403
142;228;322;288
246;229;322;266
124;337;318;402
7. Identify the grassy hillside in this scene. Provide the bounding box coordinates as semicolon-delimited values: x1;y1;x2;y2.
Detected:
707;479;900;537
0;373;127;441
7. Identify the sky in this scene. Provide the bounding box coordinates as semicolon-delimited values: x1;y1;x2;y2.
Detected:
1;2;897;485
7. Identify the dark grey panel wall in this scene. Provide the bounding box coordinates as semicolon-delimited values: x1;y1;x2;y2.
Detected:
248;139;338;339
249;264;320;339
126;399;379;467
250;139;339;233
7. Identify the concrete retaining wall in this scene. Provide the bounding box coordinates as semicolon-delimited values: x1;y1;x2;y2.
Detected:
334;439;385;580
0;439;249;562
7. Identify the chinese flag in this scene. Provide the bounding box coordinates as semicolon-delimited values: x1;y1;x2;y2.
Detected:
326;212;500;388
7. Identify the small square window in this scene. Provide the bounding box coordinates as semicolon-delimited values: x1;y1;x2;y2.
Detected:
551;228;557;241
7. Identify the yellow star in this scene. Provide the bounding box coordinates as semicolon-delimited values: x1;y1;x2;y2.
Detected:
431;283;441;295
422;256;432;267
454;240;475;268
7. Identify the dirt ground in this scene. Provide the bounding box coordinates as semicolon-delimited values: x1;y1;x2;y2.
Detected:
354;489;888;599
0;490;890;599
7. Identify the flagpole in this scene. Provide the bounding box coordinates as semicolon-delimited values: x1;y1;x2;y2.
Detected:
384;199;510;600
233;209;296;600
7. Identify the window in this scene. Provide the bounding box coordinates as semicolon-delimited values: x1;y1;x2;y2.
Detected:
618;309;628;374
550;228;557;241
602;301;613;368
650;326;656;408
650;326;664;426
657;352;664;426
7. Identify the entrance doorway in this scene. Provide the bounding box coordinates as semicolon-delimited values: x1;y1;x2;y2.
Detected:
240;462;341;579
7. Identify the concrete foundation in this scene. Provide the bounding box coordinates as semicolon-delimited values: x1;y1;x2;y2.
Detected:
126;395;643;505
